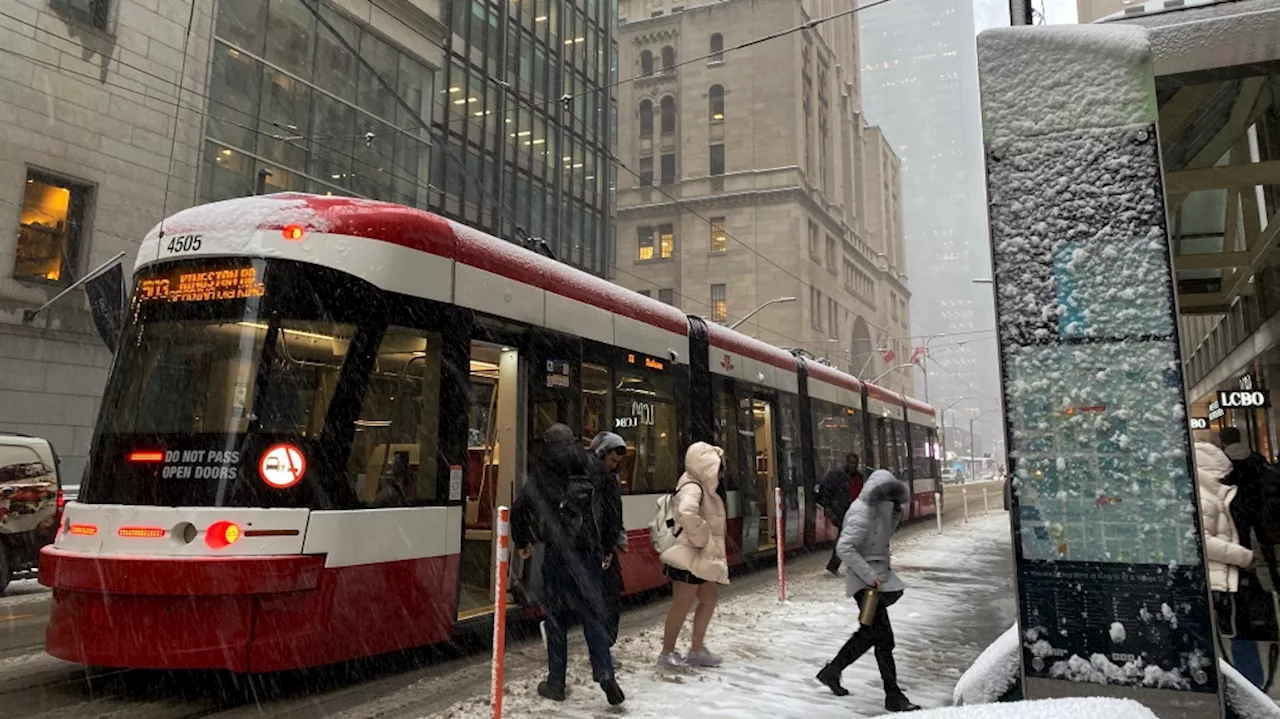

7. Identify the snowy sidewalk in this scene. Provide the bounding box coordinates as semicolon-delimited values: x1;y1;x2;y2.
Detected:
438;512;1017;718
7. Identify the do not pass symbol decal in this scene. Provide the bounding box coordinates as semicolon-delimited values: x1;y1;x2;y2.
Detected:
259;443;306;489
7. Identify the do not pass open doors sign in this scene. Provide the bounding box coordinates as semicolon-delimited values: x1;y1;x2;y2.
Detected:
977;25;1223;719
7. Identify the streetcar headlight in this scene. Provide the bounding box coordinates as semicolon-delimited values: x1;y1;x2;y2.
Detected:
206;520;241;549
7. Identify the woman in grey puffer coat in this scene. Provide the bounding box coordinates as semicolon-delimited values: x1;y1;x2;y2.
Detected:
816;469;921;713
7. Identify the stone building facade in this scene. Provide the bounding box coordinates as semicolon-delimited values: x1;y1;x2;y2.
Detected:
613;0;913;393
0;0;619;481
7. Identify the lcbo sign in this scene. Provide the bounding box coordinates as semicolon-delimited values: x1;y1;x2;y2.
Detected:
1218;373;1270;409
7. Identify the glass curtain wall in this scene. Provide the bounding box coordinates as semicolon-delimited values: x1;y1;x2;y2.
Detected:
203;0;615;278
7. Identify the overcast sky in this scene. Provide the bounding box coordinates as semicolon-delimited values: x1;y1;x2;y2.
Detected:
974;0;1079;31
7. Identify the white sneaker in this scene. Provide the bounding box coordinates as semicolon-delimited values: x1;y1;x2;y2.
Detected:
657;651;685;669
686;648;722;667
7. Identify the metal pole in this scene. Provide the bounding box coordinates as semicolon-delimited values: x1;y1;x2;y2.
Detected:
962;487;969;524
984;487;989;513
1010;0;1035;25
935;492;943;534
255;168;273;195
775;486;785;602
21;251;127;324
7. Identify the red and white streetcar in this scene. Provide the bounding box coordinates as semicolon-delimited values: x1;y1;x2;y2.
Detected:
40;194;938;672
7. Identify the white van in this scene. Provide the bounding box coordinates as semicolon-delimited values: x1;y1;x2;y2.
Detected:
0;433;63;593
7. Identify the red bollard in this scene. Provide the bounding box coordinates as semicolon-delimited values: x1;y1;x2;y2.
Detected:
491;506;510;719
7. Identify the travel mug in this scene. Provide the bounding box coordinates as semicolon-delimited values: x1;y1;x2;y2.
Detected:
859;587;880;626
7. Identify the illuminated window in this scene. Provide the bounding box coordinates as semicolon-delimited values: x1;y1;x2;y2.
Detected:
710;217;727;253
15;170;91;286
659;223;675;259
709;84;724;121
637;226;655;260
711;284;727;323
709;33;724;63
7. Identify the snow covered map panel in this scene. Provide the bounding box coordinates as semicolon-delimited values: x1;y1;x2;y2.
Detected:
978;25;1221;717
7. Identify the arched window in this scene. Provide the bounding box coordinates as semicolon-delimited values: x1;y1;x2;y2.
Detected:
640;50;654;76
660;96;676;134
639;99;653;138
661;46;675;73
709;85;724;121
709;33;724;63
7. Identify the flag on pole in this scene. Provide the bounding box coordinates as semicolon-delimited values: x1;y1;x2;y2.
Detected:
84;262;125;353
910;345;926;365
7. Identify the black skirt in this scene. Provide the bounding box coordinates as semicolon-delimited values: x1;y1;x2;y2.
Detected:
664;564;706;586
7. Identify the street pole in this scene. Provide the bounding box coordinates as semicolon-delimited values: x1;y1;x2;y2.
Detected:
1010;0;1035;25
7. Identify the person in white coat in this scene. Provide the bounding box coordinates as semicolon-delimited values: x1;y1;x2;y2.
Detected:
657;442;730;669
1196;441;1258;680
816;469;920;713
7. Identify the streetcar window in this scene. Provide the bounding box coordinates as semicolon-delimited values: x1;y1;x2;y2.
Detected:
348;326;443;507
810;398;862;475
581;362;612;440
776;393;800;502
713;379;740;493
613;368;679;494
912;425;936;479
894;418;911;475
109;318;353;435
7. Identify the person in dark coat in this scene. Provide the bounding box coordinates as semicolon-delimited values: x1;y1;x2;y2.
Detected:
589;431;629;650
1218;427;1280;688
512;424;625;706
816;469;921;713
818;453;862;575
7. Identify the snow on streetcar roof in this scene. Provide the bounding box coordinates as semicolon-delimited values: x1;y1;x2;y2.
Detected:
803;359;862;392
146;193;688;337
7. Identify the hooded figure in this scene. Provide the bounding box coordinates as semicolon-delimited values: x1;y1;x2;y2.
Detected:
817;468;919;713
1197;441;1254;594
659;442;730;585
837;469;909;596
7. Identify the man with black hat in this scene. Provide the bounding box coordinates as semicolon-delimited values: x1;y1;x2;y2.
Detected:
513;424;625;706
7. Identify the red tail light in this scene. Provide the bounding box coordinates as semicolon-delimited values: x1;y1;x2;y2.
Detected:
118;526;166;538
206;521;241;549
53;487;66;534
69;524;98;536
129;450;165;462
282;225;305;241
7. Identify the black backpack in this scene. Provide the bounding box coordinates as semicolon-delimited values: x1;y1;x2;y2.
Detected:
546;473;602;550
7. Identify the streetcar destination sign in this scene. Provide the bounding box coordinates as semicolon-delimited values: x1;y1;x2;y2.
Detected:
138;265;265;304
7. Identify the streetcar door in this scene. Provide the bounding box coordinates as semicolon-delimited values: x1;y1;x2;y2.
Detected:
753;396;779;551
458;341;521;620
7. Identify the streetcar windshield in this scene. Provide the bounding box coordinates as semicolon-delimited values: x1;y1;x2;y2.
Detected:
82;258;378;508
107;318;355;436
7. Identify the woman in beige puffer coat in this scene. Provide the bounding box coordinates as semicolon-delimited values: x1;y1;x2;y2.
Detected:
1197;441;1255;594
658;442;729;669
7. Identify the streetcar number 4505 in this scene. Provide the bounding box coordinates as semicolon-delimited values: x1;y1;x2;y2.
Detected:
165;234;202;253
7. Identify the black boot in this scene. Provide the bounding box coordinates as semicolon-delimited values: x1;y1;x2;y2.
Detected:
885;693;920;712
816;663;849;697
537;681;566;702
600;677;625;706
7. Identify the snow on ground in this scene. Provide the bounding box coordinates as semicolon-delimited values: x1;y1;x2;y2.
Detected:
0;579;49;608
435;512;1015;718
